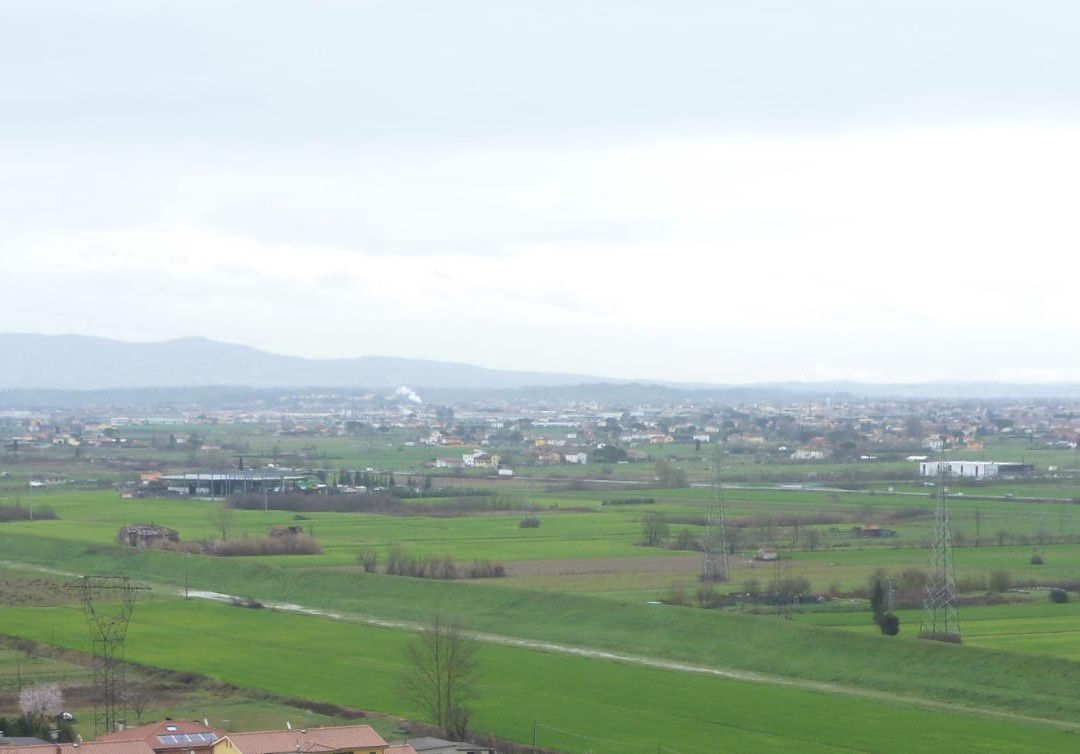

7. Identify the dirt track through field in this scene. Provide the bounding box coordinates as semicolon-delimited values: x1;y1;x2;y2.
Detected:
187;588;1080;733
5;560;1078;734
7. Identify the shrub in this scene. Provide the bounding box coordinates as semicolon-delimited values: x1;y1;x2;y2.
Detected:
0;504;58;522
211;534;322;556
670;529;702;552
663;584;691;606
988;570;1013;593
1050;588;1070;603
695;584;723;608
956;574;987;593
465;560;506;578
384;545;503;580
774;576;811;598
357;549;378;573
898;569;928;592
519;516;541;528
641;512;670;547
1030;553;1045;565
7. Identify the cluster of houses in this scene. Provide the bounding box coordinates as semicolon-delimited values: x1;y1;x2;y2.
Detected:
6;393;1080;478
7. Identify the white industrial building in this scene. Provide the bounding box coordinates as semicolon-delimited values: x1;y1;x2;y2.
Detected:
918;461;1033;479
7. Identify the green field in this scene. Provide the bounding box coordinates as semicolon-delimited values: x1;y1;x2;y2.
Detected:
3;427;1080;751
1;599;1077;754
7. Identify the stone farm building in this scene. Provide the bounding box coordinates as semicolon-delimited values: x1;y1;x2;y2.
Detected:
117;524;180;548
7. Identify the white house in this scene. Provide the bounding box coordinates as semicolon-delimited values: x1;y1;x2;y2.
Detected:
462;450;500;468
563;452;588;464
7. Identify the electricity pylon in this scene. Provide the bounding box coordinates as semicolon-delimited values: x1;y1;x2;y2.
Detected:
702;446;728;581
920;456;961;642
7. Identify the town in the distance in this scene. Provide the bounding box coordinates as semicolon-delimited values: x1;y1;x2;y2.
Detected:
3;369;1080;753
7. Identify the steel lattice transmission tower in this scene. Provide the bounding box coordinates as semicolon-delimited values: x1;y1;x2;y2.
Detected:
79;576;147;734
702;446;729;581
920;460;961;643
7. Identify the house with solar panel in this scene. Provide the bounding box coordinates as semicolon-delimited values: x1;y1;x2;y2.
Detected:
95;720;222;754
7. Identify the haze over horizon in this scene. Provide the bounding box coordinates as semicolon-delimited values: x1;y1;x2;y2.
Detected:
3;2;1080;384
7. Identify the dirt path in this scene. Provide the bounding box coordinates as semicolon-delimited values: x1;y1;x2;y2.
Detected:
5;560;1078;734
189;588;1080;733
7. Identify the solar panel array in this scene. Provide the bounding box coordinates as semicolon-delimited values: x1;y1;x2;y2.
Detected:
157;734;217;745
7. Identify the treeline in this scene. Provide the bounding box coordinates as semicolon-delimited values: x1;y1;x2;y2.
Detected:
0;503;58;522
209;533;322;557
146;534;322;557
228;493;525;517
370;545;506;579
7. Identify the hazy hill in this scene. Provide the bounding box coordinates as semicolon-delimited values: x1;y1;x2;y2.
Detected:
0;334;603;390
4;334;1080;401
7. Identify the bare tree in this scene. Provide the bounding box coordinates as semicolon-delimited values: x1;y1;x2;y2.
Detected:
207;502;235;541
401;615;480;741
725;524;744;555
20;683;62;725
640;513;670;547
124;682;154;722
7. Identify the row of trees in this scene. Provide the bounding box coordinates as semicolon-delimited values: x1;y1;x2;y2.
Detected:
640;513;823;553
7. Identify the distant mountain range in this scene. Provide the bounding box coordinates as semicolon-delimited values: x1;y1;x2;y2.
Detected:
3;333;1080;401
0;333;603;391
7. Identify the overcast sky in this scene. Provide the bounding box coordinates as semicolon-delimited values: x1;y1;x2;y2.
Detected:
2;1;1079;384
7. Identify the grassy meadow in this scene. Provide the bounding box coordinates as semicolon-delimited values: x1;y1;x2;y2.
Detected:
1;599;1078;754
3;430;1080;750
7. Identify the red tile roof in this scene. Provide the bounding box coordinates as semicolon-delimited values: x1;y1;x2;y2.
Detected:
95;721;222;751
4;741;157;754
218;726;386;754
